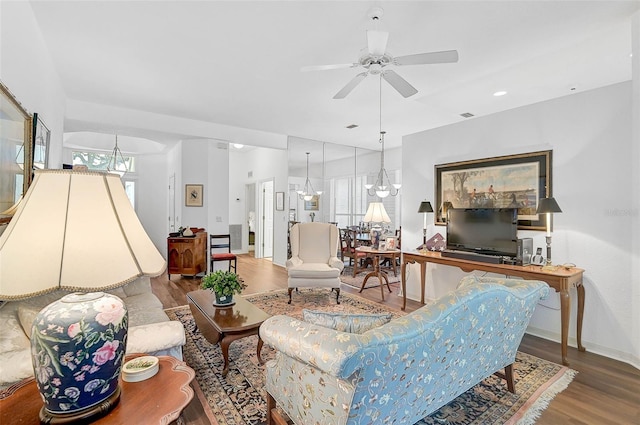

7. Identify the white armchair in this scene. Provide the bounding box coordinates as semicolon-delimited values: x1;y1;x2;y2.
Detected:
286;222;344;304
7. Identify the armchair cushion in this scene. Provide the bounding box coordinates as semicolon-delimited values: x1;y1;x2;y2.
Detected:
302;309;392;334
287;263;341;279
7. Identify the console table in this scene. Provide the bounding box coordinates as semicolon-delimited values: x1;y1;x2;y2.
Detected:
401;250;585;366
167;231;207;278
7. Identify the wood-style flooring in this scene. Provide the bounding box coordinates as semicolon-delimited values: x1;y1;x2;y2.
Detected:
151;253;640;425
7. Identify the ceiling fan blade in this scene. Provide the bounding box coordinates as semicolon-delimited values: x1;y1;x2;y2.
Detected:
394;50;459;66
382;70;418;98
301;63;359;72
367;30;389;56
333;72;368;99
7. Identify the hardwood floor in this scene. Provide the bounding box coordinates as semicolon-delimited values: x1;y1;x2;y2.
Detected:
152;253;640;425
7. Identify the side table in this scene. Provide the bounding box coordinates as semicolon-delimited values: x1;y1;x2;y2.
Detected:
0;354;195;425
355;247;400;301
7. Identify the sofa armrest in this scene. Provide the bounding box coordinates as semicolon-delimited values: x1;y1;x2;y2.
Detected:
260;315;365;378
126;321;185;355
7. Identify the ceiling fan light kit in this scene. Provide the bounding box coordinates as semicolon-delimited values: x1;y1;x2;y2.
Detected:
302;7;459;99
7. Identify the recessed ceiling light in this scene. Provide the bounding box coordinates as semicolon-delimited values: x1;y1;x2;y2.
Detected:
346;124;359;129
233;143;244;149
493;91;507;97
460;112;474;118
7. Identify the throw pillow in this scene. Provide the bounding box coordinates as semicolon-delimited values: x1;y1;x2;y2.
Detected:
302;309;392;334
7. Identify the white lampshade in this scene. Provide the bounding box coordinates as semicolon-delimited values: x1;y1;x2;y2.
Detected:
363;202;391;223
0;169;166;300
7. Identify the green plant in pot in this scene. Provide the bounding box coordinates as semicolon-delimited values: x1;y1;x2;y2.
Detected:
201;270;247;306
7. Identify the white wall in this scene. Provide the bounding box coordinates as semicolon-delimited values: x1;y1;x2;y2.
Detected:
403;81;638;367
0;1;66;167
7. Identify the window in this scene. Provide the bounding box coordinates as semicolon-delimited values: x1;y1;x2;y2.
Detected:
72;151;135;173
72;151;137;207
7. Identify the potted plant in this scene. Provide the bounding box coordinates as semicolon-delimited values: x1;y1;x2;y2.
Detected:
201;270;247;306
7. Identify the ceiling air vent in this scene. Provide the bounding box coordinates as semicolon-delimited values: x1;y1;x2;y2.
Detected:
346;124;359;129
460;112;475;118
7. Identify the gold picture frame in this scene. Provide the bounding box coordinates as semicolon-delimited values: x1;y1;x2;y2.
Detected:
185;184;203;207
435;150;552;230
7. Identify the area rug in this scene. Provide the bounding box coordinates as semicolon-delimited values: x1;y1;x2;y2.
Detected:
340;265;401;290
166;288;576;425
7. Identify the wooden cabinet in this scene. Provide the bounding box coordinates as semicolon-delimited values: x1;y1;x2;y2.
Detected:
167;231;207;278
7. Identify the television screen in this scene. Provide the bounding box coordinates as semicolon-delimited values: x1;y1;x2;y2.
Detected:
446;208;518;257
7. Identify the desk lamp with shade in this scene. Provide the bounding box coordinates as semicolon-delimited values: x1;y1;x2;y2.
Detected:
417;201;433;250
536;197;562;266
0;169;166;423
363;202;391;250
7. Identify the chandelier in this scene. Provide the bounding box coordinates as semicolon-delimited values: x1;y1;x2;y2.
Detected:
297;152;322;201
365;76;401;198
107;134;128;177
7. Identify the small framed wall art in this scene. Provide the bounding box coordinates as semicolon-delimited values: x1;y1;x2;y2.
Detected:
185;184;203;207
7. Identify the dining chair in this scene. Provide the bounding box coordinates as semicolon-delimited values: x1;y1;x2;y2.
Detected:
209;234;237;272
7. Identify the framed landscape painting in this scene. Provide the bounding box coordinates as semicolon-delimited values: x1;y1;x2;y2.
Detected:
435;150;552;230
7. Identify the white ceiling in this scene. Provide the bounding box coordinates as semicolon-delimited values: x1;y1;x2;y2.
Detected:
29;0;639;153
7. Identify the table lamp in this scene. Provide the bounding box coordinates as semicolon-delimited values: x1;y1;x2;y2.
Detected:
536;197;562;266
417;201;433;250
363;202;391;249
0;169;166;423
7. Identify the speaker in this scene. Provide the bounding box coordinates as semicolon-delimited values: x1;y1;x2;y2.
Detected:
516;238;533;266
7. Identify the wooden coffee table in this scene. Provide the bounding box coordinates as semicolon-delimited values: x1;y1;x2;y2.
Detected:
0;354;195;425
187;290;271;376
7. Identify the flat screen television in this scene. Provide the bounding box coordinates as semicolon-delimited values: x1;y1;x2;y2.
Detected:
446;208;518;257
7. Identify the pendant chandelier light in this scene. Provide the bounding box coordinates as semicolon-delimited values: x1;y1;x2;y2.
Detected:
365;76;401;198
297;152;323;201
107;134;128;177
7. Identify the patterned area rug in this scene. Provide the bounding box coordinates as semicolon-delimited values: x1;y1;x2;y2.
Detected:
166;288;575;425
340;265;401;290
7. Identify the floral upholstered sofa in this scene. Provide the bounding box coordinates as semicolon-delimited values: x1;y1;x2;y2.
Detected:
260;275;549;425
0;276;185;389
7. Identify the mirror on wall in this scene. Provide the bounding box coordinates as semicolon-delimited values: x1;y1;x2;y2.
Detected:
1;82;33;224
288;137;380;228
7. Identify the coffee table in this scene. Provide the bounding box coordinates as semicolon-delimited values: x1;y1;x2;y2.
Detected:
187;290;271;376
0;354;195;425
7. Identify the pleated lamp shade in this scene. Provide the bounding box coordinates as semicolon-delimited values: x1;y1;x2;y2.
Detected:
0;169;166;300
363;202;391;223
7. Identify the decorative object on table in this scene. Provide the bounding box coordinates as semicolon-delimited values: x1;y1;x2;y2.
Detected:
363;202;391;249
417;200;434;249
122;355;159;382
364;76;401;198
201;270;247;306
385;237;396;250
30;292;128;418
425;232;446;251
182;226;194;237
0;169;166;423
185;184;204;207
536;197;562;266
309;211;315;221
435;150;552;230
297;152;323;201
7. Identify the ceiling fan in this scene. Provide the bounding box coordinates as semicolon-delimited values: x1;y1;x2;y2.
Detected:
302;8;459;99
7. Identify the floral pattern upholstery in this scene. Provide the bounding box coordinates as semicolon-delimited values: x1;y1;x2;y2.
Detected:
260;276;549;425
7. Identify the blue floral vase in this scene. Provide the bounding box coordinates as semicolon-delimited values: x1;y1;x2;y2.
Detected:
30;292;128;419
